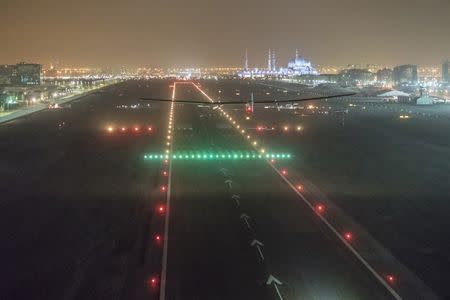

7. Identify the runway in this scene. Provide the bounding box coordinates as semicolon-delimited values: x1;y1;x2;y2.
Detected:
0;79;443;299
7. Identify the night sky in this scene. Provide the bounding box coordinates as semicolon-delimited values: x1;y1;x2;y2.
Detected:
1;0;450;67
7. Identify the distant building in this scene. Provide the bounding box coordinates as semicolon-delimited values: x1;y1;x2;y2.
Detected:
244;49;248;71
442;60;450;83
376;68;393;85
287;50;318;75
416;96;434;105
271;50;277;71
238;49;317;78
0;65;14;85
377;90;411;103
339;68;375;86
12;62;42;85
393;64;418;85
267;49;277;71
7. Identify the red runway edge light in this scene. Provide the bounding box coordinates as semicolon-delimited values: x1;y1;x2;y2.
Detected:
315;204;325;213
147;276;159;288
157;205;165;214
343;232;353;241
386;274;396;284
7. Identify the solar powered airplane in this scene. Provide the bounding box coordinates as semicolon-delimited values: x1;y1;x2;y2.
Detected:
140;91;357;113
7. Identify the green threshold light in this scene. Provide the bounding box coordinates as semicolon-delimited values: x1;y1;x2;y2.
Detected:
144;151;292;161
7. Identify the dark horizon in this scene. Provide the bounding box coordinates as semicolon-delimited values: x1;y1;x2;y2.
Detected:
2;0;450;68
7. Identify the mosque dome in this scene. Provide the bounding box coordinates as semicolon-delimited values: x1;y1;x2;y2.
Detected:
287;50;317;75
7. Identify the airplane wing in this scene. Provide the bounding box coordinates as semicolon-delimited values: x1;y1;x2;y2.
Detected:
139;92;356;105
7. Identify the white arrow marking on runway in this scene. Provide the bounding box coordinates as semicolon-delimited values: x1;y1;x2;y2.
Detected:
266;275;284;300
250;239;264;260
231;194;240;206
224;179;233;189
240;213;251;229
219;167;229;176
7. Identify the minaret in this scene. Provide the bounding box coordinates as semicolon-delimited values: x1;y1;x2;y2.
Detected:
244;49;248;71
271;50;277;71
268;49;272;71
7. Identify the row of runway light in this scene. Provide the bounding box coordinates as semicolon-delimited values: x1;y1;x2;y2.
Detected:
192;82;280;165
254;125;303;133
160;84;175;203
193;83;400;298
106;125;153;134
147;83;177;293
149;82;186;297
193;83;269;156
192;83;269;162
144;151;292;160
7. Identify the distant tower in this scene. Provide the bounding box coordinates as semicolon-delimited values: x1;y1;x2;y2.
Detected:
268;49;272;71
271;50;277;71
295;49;299;60
443;59;450;83
244;49;249;71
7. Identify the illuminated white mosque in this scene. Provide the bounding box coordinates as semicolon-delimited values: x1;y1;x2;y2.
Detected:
238;49;318;78
286;49;318;75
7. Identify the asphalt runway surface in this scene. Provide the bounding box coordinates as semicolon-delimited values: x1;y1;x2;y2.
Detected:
0;79;445;299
